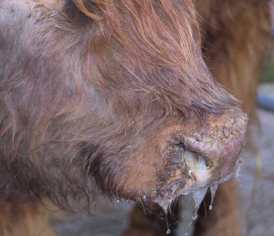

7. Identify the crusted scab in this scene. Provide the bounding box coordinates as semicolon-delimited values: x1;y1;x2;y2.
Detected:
234;123;242;133
167;148;184;164
233;120;247;135
160;163;186;182
171;135;181;145
223;126;231;138
154;112;247;211
198;126;224;140
198;112;248;140
193;133;202;142
157;162;187;185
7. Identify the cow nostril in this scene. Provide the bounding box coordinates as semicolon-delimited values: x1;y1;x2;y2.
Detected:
179;142;185;150
183;149;211;182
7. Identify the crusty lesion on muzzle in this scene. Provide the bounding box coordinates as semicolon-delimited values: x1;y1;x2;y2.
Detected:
141;108;248;210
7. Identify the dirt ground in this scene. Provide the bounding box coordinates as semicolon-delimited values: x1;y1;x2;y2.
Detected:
52;84;274;236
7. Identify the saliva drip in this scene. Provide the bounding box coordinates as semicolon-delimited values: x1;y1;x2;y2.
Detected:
165;209;171;235
209;184;219;210
166;220;171;234
185;187;208;235
192;187;208;216
154;199;172;234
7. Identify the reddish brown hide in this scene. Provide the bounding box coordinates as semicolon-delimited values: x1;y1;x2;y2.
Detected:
0;0;265;235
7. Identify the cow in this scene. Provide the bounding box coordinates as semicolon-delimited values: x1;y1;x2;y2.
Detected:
0;0;270;236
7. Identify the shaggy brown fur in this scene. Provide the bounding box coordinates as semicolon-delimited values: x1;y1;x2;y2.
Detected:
0;0;269;235
0;0;246;201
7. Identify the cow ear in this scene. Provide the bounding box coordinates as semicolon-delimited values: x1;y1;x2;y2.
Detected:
73;0;107;20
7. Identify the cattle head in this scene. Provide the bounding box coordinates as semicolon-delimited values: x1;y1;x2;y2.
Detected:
0;0;247;210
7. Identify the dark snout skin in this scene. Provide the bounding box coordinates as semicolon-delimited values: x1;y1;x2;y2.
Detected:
180;109;248;183
124;108;248;209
